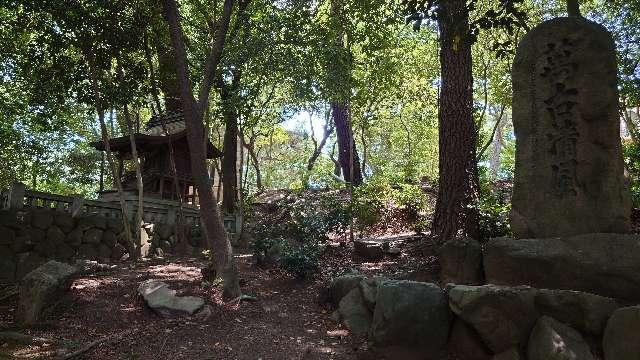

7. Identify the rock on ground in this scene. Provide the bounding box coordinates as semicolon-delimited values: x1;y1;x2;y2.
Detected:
353;240;384;261
337;288;372;336
448;284;538;354
370;280;451;358
323;274;366;307
439;238;483;285
17;260;77;326
535;288;619;336
527;316;594;360
484;235;640;301
138;279;205;316
603;306;640;360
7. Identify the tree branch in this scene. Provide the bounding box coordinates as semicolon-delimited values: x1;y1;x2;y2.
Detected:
477;104;506;160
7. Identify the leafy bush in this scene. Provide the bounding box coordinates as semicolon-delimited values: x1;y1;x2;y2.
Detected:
250;191;351;278
623;140;640;208
392;183;428;219
352;177;389;228
279;242;323;279
477;169;512;239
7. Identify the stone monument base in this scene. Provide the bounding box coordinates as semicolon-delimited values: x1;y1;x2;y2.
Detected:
484;234;640;302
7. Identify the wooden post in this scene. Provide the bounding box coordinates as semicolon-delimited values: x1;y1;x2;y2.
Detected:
8;182;25;210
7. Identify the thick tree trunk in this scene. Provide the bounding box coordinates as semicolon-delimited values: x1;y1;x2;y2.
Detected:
332;102;363;185
221;88;239;214
162;0;240;300
431;0;480;242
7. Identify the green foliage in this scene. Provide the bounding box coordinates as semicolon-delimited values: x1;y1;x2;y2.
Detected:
352;177;389;228
279;242;324;279
251;191;351;278
477;172;512;239
392;183;428;218
623;141;640;207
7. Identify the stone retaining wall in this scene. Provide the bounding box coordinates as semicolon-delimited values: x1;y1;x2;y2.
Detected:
0;208;131;283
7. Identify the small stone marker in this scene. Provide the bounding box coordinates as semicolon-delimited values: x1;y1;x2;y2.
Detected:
511;15;630;238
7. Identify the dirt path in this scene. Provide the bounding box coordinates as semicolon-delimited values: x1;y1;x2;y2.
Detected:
1;242;436;359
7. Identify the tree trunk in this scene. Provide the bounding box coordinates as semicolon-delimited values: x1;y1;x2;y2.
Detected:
332;102;363;185
124;104;144;259
431;0;480;242
567;0;581;17
162;0;240;300
220;75;240;214
87;63;134;255
241;135;263;192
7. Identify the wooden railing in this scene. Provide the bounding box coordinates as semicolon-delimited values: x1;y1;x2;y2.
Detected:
1;183;241;233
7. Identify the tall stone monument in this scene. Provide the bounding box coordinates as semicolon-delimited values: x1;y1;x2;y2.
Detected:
510;6;631;239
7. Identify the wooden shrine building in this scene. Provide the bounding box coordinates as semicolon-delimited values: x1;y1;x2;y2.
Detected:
91;111;222;204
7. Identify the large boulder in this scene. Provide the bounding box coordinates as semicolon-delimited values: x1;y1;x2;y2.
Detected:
138;279;204;316
336;288;372;336
527;316;594;360
603;306;640;360
359;277;384;311
370;280;451;358
448;285;539;354
535;289;620;336
484;235;640;301
439;238;483;285
15;252;46;280
17;260;77;326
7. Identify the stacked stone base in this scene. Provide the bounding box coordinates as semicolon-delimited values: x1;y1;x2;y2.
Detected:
325;233;640;359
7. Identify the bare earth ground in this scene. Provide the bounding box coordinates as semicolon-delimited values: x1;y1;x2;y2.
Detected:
0;236;438;360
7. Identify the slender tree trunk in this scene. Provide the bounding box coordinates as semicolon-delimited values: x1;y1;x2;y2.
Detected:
162;0;240;299
87;59;135;255
241;135;263;191
431;0;480;242
124;104;144;259
307;117;335;171
99;152;105;192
